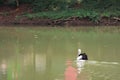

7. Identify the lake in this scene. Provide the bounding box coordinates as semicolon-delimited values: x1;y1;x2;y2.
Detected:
0;26;120;80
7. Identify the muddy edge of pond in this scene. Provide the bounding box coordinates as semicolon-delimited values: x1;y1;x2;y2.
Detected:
0;17;120;26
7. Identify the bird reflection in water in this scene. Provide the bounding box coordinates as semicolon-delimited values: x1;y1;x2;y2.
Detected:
0;60;7;80
64;60;77;80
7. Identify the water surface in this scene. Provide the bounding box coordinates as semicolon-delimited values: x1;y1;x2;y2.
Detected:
0;26;120;80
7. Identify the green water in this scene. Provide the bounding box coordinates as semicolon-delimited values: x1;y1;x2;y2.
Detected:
0;27;120;80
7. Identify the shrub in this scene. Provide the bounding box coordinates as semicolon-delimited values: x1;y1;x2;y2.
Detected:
32;0;78;12
81;0;120;11
33;0;65;11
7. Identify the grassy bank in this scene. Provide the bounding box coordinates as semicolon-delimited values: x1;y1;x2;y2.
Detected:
0;3;120;26
22;8;120;22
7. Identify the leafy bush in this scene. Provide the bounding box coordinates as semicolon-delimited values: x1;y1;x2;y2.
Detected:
32;0;77;12
33;0;65;11
81;0;120;11
23;9;100;22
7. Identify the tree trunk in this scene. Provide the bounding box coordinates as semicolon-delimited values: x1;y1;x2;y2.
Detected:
16;0;19;7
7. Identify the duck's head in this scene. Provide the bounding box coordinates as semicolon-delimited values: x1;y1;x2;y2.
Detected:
78;49;81;55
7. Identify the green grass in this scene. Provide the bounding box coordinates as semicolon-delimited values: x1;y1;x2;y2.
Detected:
23;9;99;19
21;8;120;22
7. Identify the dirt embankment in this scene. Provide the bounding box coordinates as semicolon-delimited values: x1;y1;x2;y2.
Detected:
0;4;120;26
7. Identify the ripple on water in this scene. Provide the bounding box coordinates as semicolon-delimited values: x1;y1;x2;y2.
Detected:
84;60;120;80
87;60;119;65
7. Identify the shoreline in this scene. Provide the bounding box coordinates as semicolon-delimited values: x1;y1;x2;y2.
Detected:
0;17;120;26
0;4;120;27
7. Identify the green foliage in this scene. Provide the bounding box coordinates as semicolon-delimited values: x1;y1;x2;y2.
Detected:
1;0;119;22
102;10;120;17
22;7;120;22
23;9;100;21
81;0;120;11
80;0;98;9
32;0;77;12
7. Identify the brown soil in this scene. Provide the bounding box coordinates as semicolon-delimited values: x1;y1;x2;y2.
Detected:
0;4;120;26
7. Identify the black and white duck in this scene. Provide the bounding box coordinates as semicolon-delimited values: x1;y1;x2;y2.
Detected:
77;49;88;60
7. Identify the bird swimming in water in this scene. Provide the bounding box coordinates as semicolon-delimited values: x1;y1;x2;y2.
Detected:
76;49;88;73
77;49;88;60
